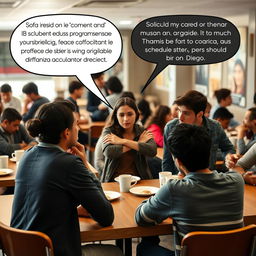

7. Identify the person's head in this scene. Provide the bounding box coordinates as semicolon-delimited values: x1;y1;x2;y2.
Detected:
0;84;12;103
204;102;212;118
0;108;22;134
149;105;172;131
233;59;245;93
168;123;211;173
121;91;135;101
68;81;84;99
26;101;78;147
91;72;105;89
171;101;179;119
214;88;232;106
22;82;39;100
175;90;207;125
213;107;234;129
107;97;139;135
243;107;256;130
106;76;123;95
137;99;151;125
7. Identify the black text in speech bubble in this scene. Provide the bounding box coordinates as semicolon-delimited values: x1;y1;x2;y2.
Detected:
131;15;240;93
10;14;123;108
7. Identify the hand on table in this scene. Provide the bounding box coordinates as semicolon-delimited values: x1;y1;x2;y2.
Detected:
243;171;256;185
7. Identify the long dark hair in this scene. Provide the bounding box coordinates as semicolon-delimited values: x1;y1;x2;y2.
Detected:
106;97;139;136
148;105;171;132
26;101;75;144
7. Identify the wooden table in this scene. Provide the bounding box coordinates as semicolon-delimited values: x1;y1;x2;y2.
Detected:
79;121;106;132
1;180;256;253
0;160;16;187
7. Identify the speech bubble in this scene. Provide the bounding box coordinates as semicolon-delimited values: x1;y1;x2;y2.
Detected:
10;14;123;107
131;15;240;92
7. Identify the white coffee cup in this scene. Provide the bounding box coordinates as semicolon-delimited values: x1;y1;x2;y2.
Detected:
119;174;137;192
159;171;173;187
0;155;8;168
12;150;25;161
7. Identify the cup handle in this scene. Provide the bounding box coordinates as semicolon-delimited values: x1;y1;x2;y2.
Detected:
11;153;15;158
130;180;137;187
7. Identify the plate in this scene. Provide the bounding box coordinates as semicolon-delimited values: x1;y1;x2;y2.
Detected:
104;191;121;201
129;186;159;196
0;169;14;176
114;176;141;183
10;157;16;162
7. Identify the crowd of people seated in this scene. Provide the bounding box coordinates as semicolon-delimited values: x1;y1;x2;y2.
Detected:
1;75;256;256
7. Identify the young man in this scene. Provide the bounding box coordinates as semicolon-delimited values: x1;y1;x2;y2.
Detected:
136;124;244;256
213;107;234;130
87;72;109;121
0;108;36;156
236;107;256;155
22;82;49;123
162;90;235;174
0;83;22;113
11;101;122;256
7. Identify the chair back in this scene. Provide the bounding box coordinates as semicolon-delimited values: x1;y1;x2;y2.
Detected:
0;221;54;256
181;224;256;256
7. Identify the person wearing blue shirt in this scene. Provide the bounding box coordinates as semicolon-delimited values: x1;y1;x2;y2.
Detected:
162;90;235;174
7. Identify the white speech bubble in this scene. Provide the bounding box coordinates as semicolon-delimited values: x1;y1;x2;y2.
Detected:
10;14;123;107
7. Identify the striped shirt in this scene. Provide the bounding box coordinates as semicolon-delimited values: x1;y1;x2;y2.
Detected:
135;171;244;256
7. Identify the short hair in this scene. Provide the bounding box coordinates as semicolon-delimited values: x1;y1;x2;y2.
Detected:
91;72;104;80
0;84;12;93
214;88;231;103
22;82;38;95
106;76;123;93
68;81;83;94
26;101;75;144
175;90;207;114
213;107;234;120
168;123;211;172
1;108;22;122
121;91;135;101
248;107;256;121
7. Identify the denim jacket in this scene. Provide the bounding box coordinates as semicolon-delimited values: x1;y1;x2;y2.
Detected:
162;118;235;174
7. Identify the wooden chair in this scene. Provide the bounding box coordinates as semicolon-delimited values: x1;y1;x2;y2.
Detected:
87;123;105;162
0;221;54;256
180;224;256;256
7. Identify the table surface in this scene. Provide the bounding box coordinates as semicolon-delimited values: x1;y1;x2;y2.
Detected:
79;121;106;132
0;160;16;187
0;179;256;242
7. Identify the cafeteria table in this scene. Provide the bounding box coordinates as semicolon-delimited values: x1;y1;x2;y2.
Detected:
0;180;256;256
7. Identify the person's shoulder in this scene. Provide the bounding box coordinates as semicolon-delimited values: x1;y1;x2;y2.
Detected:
12;96;21;102
165;118;179;130
204;117;222;129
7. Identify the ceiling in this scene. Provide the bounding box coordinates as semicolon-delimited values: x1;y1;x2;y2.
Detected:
0;0;255;31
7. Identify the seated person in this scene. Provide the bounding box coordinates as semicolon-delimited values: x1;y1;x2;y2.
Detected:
0;83;22;113
66;80;89;145
204;101;212;118
87;72;109;121
136;124;244;256
213;107;234;130
0;108;36;156
11;101;123;256
163;90;235;174
210;88;239;128
101;97;157;182
236;107;256;155
22;82;49;123
98;76;123;111
94;135;105;176
137;99;151;127
226;143;256;185
147;105;172;147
